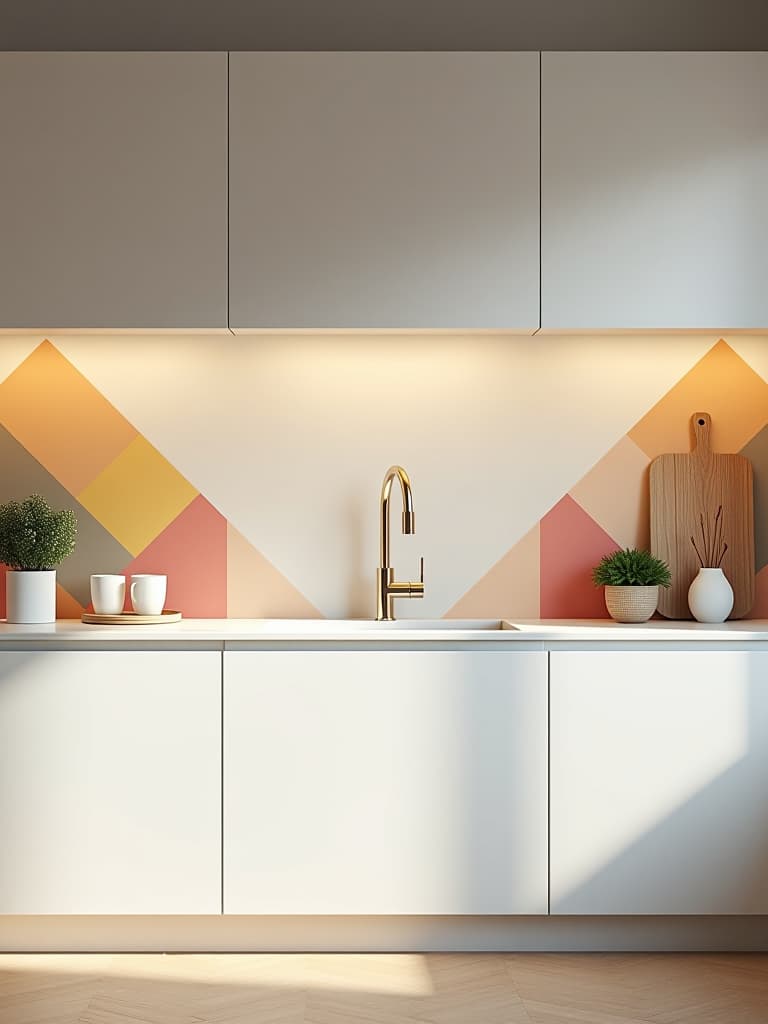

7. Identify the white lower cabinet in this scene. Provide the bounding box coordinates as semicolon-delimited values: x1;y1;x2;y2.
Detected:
224;650;548;914
0;651;221;914
550;651;768;914
9;643;761;921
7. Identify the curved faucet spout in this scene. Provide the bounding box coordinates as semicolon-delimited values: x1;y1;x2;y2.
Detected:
380;465;414;569
376;465;425;621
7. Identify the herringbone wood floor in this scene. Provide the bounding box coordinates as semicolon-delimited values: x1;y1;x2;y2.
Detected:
1;953;767;1024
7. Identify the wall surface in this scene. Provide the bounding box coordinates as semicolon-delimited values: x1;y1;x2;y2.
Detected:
0;335;767;620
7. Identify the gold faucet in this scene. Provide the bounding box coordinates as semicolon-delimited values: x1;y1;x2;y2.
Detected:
376;465;425;621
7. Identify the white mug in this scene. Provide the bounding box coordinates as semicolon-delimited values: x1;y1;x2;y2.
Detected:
90;574;126;615
130;574;167;616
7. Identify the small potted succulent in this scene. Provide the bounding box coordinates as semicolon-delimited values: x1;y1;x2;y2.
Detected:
0;495;77;623
592;548;672;623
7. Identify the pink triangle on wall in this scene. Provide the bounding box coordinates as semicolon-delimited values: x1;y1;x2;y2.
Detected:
123;495;227;618
540;494;620;618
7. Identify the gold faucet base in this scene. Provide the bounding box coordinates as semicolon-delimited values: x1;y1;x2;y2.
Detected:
376;567;425;621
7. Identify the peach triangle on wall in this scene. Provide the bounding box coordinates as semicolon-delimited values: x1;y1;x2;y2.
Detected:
227;524;321;618
569;436;651;552
445;524;540;620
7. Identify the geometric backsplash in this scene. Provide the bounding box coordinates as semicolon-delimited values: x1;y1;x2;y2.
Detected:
448;338;768;620
0;340;319;619
2;337;768;620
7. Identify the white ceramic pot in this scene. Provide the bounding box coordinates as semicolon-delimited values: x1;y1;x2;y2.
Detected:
5;570;57;624
604;585;659;623
688;567;734;623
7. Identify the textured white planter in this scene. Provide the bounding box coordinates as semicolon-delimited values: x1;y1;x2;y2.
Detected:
5;570;57;624
688;567;734;623
604;585;659;623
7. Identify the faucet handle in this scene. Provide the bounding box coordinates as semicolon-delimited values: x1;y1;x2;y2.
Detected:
410;557;425;597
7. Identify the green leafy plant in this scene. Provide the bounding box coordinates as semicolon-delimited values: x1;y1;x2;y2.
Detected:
592;548;672;588
0;495;77;571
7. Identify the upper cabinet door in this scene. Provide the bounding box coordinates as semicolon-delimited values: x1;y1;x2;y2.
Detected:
542;52;768;330
0;53;227;329
229;52;540;331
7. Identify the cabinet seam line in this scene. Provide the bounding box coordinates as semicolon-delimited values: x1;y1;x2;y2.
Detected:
538;50;542;332
227;52;230;331
547;649;551;915
221;650;225;915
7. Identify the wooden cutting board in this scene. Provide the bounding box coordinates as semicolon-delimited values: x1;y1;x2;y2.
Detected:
650;412;755;619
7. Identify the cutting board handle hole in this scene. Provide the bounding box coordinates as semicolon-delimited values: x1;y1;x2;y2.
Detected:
692;412;712;455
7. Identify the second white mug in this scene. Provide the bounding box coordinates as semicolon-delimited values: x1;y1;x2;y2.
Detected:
130;574;167;616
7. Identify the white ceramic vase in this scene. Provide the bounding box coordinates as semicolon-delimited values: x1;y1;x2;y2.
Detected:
5;570;57;624
688;567;734;623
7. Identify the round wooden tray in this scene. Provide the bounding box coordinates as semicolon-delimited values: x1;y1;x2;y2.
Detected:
81;610;182;625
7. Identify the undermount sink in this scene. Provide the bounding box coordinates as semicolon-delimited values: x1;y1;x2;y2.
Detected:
255;619;516;632
365;619;515;631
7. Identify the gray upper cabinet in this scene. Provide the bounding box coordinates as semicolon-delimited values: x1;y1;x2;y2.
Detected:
542;52;768;330
229;52;539;330
0;53;227;329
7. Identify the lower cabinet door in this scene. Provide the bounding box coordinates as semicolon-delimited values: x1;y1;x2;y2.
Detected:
0;651;221;914
550;651;768;914
224;650;548;914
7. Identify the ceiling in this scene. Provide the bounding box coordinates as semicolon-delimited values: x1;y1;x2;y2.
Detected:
3;0;768;50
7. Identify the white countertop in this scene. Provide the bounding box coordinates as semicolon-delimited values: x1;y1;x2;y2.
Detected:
2;617;768;643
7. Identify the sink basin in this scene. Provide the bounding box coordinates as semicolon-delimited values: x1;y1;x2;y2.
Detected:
362;619;515;631
251;619;516;632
